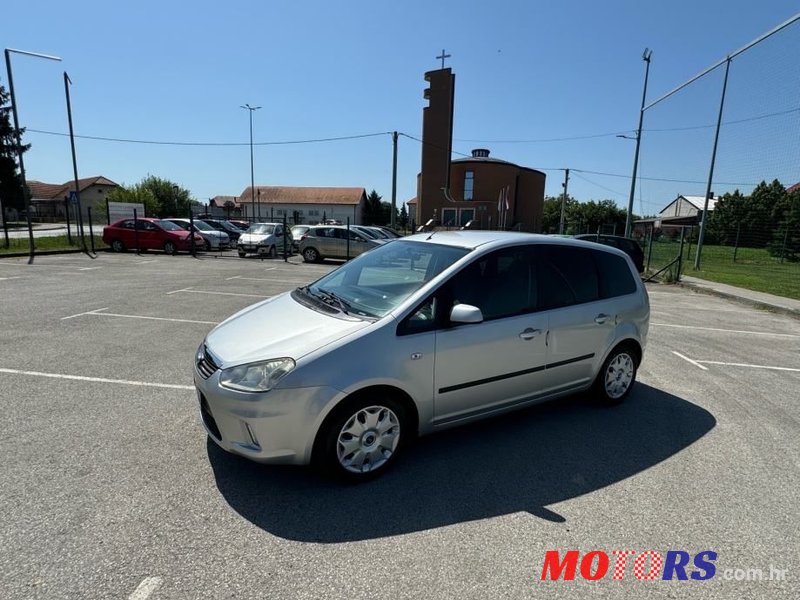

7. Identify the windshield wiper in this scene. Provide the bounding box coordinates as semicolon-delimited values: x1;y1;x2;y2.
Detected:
314;288;353;314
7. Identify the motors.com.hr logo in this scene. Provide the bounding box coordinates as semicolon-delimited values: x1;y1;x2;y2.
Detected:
540;550;788;582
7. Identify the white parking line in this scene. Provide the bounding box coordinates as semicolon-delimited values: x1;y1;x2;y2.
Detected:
63;307;218;325
0;368;195;390
225;275;312;283
77;267;101;271
128;576;163;600
0;276;23;281
61;307;110;320
672;351;709;371
698;360;800;373
135;260;156;265
167;287;271;298
652;323;800;338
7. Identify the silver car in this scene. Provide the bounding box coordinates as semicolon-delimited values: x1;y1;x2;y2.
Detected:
195;232;649;481
299;225;382;262
164;218;230;251
237;222;291;258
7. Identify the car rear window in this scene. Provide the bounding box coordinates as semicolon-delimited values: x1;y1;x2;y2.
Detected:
594;250;638;298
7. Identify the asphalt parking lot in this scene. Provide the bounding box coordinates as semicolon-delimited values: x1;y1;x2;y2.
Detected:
0;251;797;599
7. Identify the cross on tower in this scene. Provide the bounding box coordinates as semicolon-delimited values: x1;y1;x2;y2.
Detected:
436;49;451;69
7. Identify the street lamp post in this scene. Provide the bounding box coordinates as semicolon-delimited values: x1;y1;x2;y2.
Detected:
4;48;62;263
240;104;261;222
624;48;652;239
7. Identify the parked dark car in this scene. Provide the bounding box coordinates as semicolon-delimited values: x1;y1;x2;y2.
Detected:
574;234;644;273
203;219;244;243
102;218;203;254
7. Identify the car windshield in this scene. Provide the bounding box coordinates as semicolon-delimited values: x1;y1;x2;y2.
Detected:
304;240;469;318
192;220;213;231
248;224;276;235
157;220;183;231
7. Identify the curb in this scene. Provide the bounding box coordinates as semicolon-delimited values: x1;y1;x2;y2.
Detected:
677;280;800;320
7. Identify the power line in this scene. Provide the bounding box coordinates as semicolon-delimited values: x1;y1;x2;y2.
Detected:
571;168;757;187
397;132;472;157
25;129;393;147
570;172;628;198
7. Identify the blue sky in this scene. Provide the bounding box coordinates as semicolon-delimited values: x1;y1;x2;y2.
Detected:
4;0;799;216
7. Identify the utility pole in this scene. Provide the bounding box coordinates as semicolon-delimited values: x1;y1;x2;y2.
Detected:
240;104;261;222
625;48;652;239
694;58;730;271
64;72;86;251
559;169;569;234
390;131;398;229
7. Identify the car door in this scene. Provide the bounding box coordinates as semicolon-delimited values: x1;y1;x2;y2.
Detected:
537;245;616;392
432;245;549;426
348;230;372;257
135;220;159;249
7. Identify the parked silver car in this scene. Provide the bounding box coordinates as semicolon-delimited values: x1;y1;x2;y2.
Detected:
163;218;230;251
195;232;649;481
298;225;382;262
237;222;291;258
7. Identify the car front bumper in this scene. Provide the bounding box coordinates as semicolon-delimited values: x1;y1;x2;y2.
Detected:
194;369;343;465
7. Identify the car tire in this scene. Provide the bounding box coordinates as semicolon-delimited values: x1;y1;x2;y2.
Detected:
302;247;320;263
238;250;247;258
204;240;212;252
315;395;407;482
110;239;125;252
268;245;277;259
163;241;177;255
593;343;638;405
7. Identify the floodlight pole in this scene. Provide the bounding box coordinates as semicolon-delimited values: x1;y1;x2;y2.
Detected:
4;48;62;263
624;48;652;239
694;58;731;271
241;104;261;222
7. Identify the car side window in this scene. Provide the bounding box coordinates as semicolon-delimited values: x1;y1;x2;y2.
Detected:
121;220;135;229
398;295;440;335
594;250;637;298
539;245;599;308
447;246;536;321
137;220;156;231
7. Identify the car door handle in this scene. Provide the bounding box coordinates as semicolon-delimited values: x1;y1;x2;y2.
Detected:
519;328;542;340
594;313;611;324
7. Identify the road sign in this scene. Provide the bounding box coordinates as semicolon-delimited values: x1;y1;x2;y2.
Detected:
69;191;79;205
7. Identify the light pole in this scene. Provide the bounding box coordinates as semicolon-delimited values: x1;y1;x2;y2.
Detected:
4;48;62;263
624;48;652;239
240;103;261;222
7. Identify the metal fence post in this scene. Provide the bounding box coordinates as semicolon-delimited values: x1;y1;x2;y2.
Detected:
189;210;196;257
283;214;288;262
346;217;351;260
88;206;95;253
64;197;72;244
733;222;741;262
677;227;686;282
133;208;140;255
780;224;789;263
646;224;654;273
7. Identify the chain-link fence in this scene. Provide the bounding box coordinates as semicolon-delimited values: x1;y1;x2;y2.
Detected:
636;14;800;298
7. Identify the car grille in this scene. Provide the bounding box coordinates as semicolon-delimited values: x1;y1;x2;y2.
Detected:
196;345;220;379
198;392;222;441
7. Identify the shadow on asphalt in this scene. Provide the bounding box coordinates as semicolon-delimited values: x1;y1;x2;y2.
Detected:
207;383;715;542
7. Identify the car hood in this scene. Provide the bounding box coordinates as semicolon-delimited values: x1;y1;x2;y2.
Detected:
239;233;274;244
205;292;370;366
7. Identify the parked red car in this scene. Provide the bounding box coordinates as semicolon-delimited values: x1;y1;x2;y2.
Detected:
102;218;204;254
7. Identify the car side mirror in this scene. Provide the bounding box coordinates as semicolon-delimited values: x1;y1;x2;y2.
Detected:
450;303;483;324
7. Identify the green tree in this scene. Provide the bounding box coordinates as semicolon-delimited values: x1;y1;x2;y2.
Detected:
105;175;196;218
364;189;382;224
399;203;408;230
0;78;30;215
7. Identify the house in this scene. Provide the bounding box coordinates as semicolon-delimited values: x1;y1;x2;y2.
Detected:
633;193;719;238
27;176;118;222
413;67;545;232
234;186;368;225
207;195;241;217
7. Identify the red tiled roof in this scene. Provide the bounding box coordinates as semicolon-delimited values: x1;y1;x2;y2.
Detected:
211;195;239;207
406;197;417;205
787;182;800;194
29;176;118;200
238;186;366;206
28;181;66;200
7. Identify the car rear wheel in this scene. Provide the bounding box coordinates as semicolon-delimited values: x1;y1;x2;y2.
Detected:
111;239;125;252
316;396;406;482
593;344;638;405
163;241;177;255
204;239;212;252
302;247;320;263
268;245;277;258
238;250;247;258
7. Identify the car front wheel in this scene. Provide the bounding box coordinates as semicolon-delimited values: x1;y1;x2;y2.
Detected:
316;397;406;482
302;247;320;263
110;239;125;252
163;241;177;255
593;344;638;405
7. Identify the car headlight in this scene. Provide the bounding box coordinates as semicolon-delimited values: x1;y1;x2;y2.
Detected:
219;358;295;393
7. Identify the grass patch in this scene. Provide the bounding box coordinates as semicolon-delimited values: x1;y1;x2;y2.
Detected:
0;235;107;255
645;239;800;299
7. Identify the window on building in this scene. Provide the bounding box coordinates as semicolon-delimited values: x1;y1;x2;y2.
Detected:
464;170;474;201
441;208;457;227
459;208;474;227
